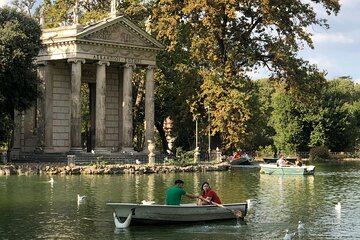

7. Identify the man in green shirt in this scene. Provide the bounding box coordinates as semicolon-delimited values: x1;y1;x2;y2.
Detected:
166;180;198;205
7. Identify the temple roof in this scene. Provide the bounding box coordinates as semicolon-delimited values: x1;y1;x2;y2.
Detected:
41;15;164;51
38;15;164;64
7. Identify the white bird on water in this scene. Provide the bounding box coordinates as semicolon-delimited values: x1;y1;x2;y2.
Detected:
48;177;54;183
77;194;86;204
335;202;341;211
91;149;95;154
298;220;305;230
283;229;296;240
135;159;141;165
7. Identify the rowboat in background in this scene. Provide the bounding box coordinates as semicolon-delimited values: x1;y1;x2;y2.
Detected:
229;157;253;165
107;202;248;228
262;157;297;164
259;164;315;175
229;153;253;166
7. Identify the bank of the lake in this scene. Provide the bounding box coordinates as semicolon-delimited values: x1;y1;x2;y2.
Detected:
0;162;231;176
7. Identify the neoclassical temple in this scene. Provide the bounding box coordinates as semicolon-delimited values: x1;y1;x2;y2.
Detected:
11;7;164;159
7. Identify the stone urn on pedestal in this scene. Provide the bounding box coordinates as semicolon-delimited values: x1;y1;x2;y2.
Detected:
216;147;222;163
148;140;155;166
194;147;200;163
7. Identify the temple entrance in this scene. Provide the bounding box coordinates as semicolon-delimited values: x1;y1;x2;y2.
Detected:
81;83;96;152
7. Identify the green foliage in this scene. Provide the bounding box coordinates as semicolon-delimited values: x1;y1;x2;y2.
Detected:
257;145;275;157
10;0;36;16
149;0;339;152
270;89;304;154
0;7;41;146
41;0;149;28
309;145;330;162
38;0;360;156
175;147;195;164
244;79;275;152
311;78;358;151
155;49;200;151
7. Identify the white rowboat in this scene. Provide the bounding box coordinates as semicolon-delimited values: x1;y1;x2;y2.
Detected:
259;164;315;175
107;202;248;228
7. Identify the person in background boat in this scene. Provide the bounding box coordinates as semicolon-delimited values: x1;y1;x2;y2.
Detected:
166;179;198;205
197;182;222;205
276;154;288;167
295;157;304;167
241;152;252;161
230;152;241;159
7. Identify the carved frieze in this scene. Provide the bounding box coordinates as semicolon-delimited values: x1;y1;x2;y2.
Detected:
77;43;157;62
38;41;157;64
85;23;149;47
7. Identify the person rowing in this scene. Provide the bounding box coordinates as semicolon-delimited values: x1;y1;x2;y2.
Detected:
165;179;198;205
276;154;288;167
197;181;221;205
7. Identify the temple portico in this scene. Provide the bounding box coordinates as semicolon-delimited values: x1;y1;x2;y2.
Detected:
11;13;163;158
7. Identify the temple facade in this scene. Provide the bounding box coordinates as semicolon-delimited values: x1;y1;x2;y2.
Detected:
11;13;164;158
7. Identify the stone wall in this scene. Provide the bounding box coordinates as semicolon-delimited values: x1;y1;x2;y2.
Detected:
105;66;120;149
52;61;71;151
0;162;231;176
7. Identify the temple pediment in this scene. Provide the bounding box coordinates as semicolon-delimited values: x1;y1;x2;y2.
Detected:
81;22;148;47
38;15;164;64
77;16;164;50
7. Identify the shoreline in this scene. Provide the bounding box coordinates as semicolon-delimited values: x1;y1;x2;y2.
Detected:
2;158;360;176
0;162;231;176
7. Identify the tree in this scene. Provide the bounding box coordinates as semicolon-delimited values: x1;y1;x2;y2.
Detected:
270;88;304;154
40;0;342;153
41;0;150;28
321;78;358;151
149;0;340;151
244;78;275;152
10;0;36;16
0;7;42;148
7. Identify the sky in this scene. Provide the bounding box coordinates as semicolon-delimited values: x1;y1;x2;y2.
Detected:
0;0;359;83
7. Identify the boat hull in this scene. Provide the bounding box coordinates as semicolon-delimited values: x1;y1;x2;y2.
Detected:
259;164;315;175
107;203;248;225
229;157;253;165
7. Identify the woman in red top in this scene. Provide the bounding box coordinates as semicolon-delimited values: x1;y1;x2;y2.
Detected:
197;181;222;205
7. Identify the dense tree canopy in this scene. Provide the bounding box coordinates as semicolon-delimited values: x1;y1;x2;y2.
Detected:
148;0;340;151
0;7;42;147
265;77;360;154
6;0;358;155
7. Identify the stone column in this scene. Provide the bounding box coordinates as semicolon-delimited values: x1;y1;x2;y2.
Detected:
148;140;155;166
117;67;124;150
37;61;53;152
11;110;22;160
122;63;135;151
95;60;110;152
144;65;155;152
36;61;46;151
68;58;85;152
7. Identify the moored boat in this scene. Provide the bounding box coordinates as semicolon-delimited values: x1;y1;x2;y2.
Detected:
107;202;248;227
229;157;253;165
259;164;315;175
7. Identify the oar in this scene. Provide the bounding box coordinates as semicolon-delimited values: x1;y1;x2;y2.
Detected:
192;194;244;218
207;200;244;218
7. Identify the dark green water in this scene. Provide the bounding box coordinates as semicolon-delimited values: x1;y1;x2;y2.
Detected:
1;161;360;239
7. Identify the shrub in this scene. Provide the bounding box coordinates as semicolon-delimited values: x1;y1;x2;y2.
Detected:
257;145;275;157
309;145;330;162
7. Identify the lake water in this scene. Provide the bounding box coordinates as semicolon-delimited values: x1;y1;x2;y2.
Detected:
1;161;360;239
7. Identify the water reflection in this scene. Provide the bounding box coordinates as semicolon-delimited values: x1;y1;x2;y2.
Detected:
2;162;360;239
